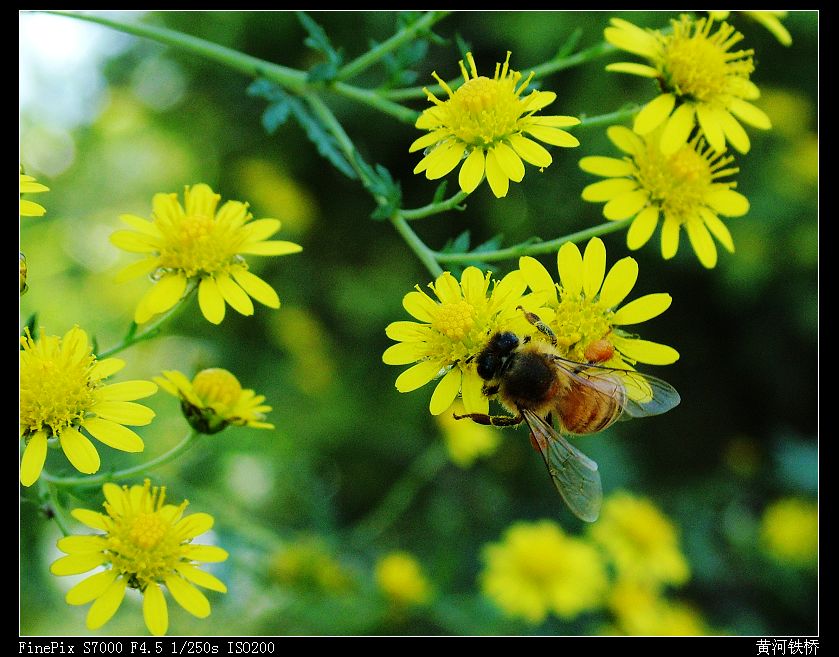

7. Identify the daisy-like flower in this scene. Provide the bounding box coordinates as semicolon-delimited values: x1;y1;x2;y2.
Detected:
518;237;679;373
580;125;749;268
154;368;273;434
605;15;771;154
481;519;607;624
50;479;228;636
375;552;432;607
19;327;157;487
383;266;534;417
410;51;580;198
20;172;49;217
708;10;792;47
110;183;301;325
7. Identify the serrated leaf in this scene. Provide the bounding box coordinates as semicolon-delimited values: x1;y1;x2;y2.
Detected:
293;104;357;179
447;230;471;254
367;164;402;221
297;12;343;82
261;100;293;134
472;234;506;253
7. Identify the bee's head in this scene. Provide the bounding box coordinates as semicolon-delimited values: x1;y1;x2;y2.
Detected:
476;331;519;380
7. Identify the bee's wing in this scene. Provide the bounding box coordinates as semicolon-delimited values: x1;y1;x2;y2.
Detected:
552;356;681;419
522;408;602;523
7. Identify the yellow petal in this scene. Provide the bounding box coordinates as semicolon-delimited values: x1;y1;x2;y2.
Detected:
114;257;159;284
706;189;749;216
605;62;660;77
660;103;696;155
634;94;675;135
174;513;215;541
152;192;185;223
518;256;555;293
20;199;46;216
239;240;302;256
485;148;510;198
90;358;125;381
699;208;735;253
604;190;649;220
143;582;168;636
184;183;220;219
99;380;158;401
494;142;525;182
557;242;584;296
93;401;155;426
86;577;127;630
429;367;461;415
50;552;107;576
521;90;558;113
491;269;527;308
508;134;552;168
696;103;726;153
425;141;467;180
579;156;635;178
182;544;229;563
582;237;606;298
20;431;48;487
607;125;644;155
165;575;211;618
582;179;638;203
402;290;437;322
661;217;681;259
395;360;444;392
748;11;792;46
432;271;461;304
57;535;108;554
612;335;680;365
198;277;226;324
598;257;638;308
727;98;771;130
147;274;188;315
71;509;110;531
109;230;158;253
59;427;100;475
119;213;159;235
461;368;489;415
626;206;659;250
385;321;428;342
242;218;281;243
612;293;672;325
216;274;254;316
382;342;425;365
523;125;579;148
718;110;751;154
460;267;489;306
686;220;717;268
409;129;449;153
175;564;228;593
66;570;118;606
458;148;485;193
82;418;144;453
230;269;280;308
604;18;659;57
524;115;579;128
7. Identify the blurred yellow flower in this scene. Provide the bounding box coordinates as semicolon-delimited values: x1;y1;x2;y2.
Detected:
481;519;607;624
411;51;579;198
605;15;771;154
608;578;709;635
271;535;353;594
110;183;301;325
760;498;818;567
20;327;157;486
580;126;748;268
383;266;530;417
709;10;792;46
436;400;501;467
154;368;273;434
20;172;49;217
375;552;432;606
50;479;228;636
589;491;690;588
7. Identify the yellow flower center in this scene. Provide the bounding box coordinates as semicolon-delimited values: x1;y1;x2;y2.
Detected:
634;140;713;224
661;17;754;103
19;331;98;437
447;75;524;146
550;295;614;362
157;212;237;278
192;368;243;408
432;299;476;342
105;482;187;589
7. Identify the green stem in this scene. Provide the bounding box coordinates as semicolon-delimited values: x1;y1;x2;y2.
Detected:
335;10;450;82
96;283;195;359
391;215;444;277
330;82;418;124
42;430;201;488
350;442;449;547
38;480;71;536
578;105;640;130
402;190;469;221
434;219;633;264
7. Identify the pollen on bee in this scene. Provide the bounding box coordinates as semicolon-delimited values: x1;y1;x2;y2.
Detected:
584;338;614;364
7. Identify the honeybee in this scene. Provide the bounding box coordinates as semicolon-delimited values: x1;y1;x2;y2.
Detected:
454;308;680;522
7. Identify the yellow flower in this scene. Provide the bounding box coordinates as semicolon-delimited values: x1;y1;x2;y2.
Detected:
110;183;301;325
589;491;690;588
411;51;580;198
374;552;432;606
19;327;157;486
481;519;607;624
271;535;353;594
608;578;709;636
383;266;534;417
20;172;49;217
153;368;273;434
580;125;748;268
436;399;501;467
50;479;228;636
518;237;679;371
709;11;792;46
605;15;771;154
760;497;818;567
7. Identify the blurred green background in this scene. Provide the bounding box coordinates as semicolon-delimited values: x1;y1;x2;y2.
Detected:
20;11;817;636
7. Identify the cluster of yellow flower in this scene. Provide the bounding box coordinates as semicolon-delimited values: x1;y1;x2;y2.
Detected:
20;180;299;634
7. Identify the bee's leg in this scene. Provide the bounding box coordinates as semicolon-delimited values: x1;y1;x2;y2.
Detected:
452;412;523;427
516;306;557;347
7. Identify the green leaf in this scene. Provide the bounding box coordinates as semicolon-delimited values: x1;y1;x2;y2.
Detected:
431;180;448;205
297;12;343;82
367;164;402;221
472;234;506;253
440;230;470;254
